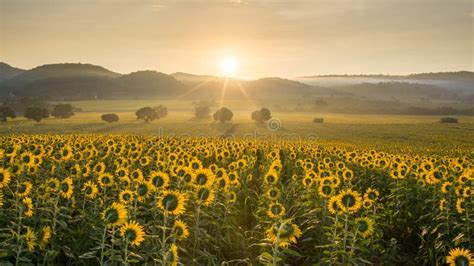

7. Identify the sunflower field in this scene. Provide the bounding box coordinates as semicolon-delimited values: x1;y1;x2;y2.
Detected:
0;135;472;265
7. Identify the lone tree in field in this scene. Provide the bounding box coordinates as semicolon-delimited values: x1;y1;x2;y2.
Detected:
24;107;49;122
251;108;272;123
51;104;74;119
136;107;158;122
101;113;119;123
213;107;233;123
0;106;15;122
195;106;211;119
154;105;168;119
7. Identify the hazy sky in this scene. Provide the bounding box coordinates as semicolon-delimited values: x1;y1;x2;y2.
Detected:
1;0;473;78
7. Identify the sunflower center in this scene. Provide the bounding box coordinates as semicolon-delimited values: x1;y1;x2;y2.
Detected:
163;194;178;211
153;176;164;187
125;229;137;242
198;188;210;200
271;204;283;215
357;221;369;232
138;184;148;196
61;183;69;192
341;194;356;208
105;209;119;223
455;256;469;266
196;174;208;185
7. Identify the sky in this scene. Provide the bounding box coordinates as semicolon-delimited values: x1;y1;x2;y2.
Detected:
0;0;473;79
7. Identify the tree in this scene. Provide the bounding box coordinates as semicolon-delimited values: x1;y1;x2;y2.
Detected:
51;104;75;119
136;107;158;122
154;105;168;119
24;107;49;122
195;106;211;119
213;107;233;123
251;108;272;123
101;113;119;123
0;106;15;122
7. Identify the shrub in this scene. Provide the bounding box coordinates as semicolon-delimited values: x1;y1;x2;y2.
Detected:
0;106;15;122
24;107;49;122
51;104;75;119
313;118;324;123
195;106;211;119
440;117;458;123
101;113;119;123
213;107;233;123
251;108;272;123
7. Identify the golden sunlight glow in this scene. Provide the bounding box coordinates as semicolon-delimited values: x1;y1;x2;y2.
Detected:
220;58;238;77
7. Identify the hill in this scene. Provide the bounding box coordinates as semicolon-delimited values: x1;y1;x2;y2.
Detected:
0;62;25;82
117;71;186;97
0;63;121;90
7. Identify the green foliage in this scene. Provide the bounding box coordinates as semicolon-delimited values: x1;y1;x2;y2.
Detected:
0;107;15;122
251;108;272;123
51;104;74;119
101;113;119;123
213;107;233;123
24;107;49;122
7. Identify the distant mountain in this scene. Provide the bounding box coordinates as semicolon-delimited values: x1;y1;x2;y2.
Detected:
0;63;25;82
171;72;218;84
117;71;185;96
300;71;474;81
1;63;121;89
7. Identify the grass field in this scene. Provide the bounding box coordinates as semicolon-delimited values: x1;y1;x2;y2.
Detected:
1;100;473;155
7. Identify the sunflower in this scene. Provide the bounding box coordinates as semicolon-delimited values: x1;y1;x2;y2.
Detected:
115;167;129;179
46;178;60;193
0;191;3;208
337;189;363;214
195;186;215;206
328;195;342;215
266;222;302;249
157;190;186;216
102;202;128;227
216;176;229;191
440;198;448;211
98;173;114;188
60;177;74;199
25;227;36;251
228;191;237;203
302;176;313;188
20;152;36;168
193;169;215;187
266;187;281;201
93;162;106;174
318;184;334;198
342;169;354;181
361;197;373;208
172;219;190;240
355;217;375;238
120;220;145;246
446;247;473;266
136;180;153;202
227;171;239;185
364;188;379;202
441;182;453;194
119;189;135;204
83;181;98;199
149;171;170;190
22;197;34;217
456;198;465;214
263;170;279;185
267;202;286;218
166;243;179;266
0;168;11;188
130;169;144;181
40;226;52;249
16;181;33;198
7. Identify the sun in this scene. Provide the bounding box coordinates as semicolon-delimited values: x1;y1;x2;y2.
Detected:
220;58;238;77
